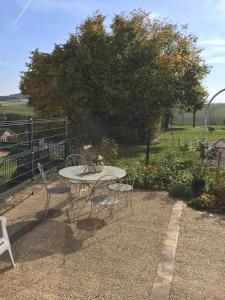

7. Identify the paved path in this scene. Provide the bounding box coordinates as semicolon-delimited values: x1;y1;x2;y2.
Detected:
170;207;225;299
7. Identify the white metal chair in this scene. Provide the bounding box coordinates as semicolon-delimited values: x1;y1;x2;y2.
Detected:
65;154;87;167
65;154;90;198
37;162;72;220
88;175;120;233
108;162;139;214
0;216;15;268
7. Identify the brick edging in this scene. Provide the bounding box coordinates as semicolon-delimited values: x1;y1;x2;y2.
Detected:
151;201;184;300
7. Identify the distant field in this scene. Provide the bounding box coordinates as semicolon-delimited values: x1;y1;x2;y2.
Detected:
0;99;224;124
0;99;34;116
173;103;225;125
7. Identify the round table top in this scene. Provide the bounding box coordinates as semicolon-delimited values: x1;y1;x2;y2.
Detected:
58;165;126;182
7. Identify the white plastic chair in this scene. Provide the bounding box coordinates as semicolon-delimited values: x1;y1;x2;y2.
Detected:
0;216;15;268
38;162;72;220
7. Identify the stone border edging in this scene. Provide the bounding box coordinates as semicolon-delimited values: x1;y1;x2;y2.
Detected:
151;201;184;300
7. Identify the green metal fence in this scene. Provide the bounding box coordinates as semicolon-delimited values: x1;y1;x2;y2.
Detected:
0;117;72;200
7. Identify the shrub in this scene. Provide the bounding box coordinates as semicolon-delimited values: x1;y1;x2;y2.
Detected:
169;182;192;200
118;152;192;191
208;170;225;203
188;193;215;210
179;143;191;152
98;137;118;165
188;197;209;210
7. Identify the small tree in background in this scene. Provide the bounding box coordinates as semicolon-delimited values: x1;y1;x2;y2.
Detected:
177;56;209;127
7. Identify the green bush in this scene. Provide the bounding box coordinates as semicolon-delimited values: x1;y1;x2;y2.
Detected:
117;152;193;191
98;137;118;165
169;182;192;200
188;197;210;210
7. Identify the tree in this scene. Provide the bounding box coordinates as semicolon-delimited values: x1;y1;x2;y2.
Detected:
176;50;209;127
20;10;209;164
162;110;173;130
184;84;208;127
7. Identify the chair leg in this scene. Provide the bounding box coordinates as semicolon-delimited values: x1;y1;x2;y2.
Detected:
109;204;121;234
129;192;134;215
7;246;15;268
68;189;73;205
109;205;114;219
44;194;50;220
126;191;129;207
113;205;121;234
91;204;98;234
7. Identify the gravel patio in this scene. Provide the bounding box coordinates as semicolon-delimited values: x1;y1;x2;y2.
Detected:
1;180;225;299
0;182;174;300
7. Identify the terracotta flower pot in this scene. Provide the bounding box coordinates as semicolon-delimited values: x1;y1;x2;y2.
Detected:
87;164;103;173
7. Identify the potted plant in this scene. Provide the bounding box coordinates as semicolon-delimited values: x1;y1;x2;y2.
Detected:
79;145;104;173
191;140;218;197
191;163;206;197
87;154;104;173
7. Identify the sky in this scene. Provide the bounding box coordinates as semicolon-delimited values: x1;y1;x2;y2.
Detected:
0;0;225;102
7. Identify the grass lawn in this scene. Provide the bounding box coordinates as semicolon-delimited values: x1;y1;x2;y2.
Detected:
120;125;225;163
0;99;34;116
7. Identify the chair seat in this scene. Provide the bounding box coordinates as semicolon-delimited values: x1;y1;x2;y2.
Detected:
91;195;119;206
47;185;70;194
109;183;133;192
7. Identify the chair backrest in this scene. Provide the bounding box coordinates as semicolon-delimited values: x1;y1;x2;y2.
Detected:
65;154;87;167
128;161;140;187
37;162;47;188
91;174;119;197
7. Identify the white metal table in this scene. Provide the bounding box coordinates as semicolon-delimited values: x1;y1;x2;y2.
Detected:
58;166;126;222
58;165;126;182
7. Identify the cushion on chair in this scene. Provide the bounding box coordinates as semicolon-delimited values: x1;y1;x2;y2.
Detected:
109;183;133;192
91;195;119;205
47;185;70;194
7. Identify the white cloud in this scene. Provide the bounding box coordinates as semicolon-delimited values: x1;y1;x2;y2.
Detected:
200;37;225;64
215;0;225;16
206;55;225;64
0;61;14;67
202;46;225;57
200;38;225;46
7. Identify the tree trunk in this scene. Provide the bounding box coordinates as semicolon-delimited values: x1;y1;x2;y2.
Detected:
145;128;152;165
162;111;172;130
192;110;196;127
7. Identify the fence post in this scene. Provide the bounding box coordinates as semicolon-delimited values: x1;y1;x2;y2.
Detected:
65;116;68;159
28;117;35;179
216;151;222;184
